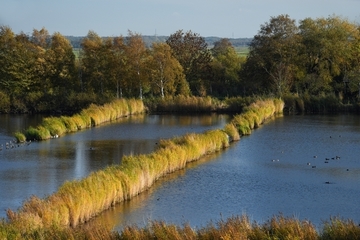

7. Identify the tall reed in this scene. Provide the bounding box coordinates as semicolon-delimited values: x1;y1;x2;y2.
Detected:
155;95;216;112
7;129;230;231
6;98;284;237
230;98;283;137
16;98;145;142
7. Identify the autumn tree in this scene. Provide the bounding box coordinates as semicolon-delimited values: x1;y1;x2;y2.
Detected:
124;31;150;99
0;26;41;111
81;31;111;96
148;42;189;98
111;36;127;98
166;30;212;96
241;15;301;96
46;32;76;97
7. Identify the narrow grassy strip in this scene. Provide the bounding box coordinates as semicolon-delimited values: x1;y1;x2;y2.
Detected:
7;129;231;231
14;98;145;142
5;98;284;238
229;98;284;137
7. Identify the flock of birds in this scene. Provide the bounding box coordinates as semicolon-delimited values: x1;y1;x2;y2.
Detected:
0;139;31;151
271;135;347;184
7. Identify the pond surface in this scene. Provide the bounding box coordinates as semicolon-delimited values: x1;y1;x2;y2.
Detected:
1;113;360;230
88;114;360;230
0;113;230;219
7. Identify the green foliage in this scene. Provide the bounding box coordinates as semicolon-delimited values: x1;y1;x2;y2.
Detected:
282;93;345;113
166;30;212;96
24;126;51;141
42;117;67;136
14;132;26;143
0;91;10;113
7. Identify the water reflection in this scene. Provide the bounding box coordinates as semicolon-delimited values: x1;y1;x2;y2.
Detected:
0;113;230;218
87;114;360;230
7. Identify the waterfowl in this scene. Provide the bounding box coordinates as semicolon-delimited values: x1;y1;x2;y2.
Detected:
307;162;311;165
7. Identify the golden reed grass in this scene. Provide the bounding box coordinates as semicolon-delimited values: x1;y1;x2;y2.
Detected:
5;98;284;238
154;95;217;112
16;98;145;142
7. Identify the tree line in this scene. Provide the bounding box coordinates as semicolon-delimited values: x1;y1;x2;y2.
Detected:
0;14;359;113
242;14;360;101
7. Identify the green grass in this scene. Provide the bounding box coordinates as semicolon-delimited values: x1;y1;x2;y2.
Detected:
16;98;145;141
234;46;249;57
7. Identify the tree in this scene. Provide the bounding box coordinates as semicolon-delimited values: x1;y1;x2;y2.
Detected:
111;36;127;98
210;38;243;97
0;26;38;110
46;32;76;96
124;31;150;99
166;30;212;96
81;31;108;95
148;42;189;98
298;16;360;97
241;15;301;96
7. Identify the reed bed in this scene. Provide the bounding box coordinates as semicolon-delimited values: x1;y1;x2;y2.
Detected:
7;129;231;231
230;98;283;136
154;95;217;112
3;214;360;239
5;98;285;238
16;98;145;142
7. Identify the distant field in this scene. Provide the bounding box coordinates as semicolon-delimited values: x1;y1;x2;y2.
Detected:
73;48;81;59
235;46;249;57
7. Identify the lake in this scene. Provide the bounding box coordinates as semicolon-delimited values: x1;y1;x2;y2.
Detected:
1;113;359;230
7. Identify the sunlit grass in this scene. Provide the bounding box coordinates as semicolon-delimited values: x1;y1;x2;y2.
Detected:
15;98;145;142
5;97;289;238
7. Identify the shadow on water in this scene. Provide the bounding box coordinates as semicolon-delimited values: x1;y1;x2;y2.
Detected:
0;113;230;219
84;149;227;231
86;114;360;230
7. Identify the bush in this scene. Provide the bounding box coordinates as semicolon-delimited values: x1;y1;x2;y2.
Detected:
14;132;26;143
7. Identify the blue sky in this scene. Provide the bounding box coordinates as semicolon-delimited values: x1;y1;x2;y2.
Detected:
1;0;359;38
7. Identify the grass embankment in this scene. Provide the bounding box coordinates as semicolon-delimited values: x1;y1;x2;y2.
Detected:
14;98;145;142
3;98;284;239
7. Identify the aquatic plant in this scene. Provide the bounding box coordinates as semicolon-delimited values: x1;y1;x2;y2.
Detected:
14;132;26;143
42;117;67;137
16;98;145;141
5;97;285;237
154;95;216;112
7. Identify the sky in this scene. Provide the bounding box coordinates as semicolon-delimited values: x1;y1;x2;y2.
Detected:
1;0;360;38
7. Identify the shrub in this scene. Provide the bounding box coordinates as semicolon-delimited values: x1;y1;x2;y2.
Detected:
14;132;26;143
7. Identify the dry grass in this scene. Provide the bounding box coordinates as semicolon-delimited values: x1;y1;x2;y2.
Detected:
6;97;290;239
16;98;145;141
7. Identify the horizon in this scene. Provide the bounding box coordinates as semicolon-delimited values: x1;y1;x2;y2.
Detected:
1;1;360;39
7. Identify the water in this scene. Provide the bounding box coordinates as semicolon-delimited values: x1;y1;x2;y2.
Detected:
89;114;360;230
1;113;360;229
0;113;230;218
